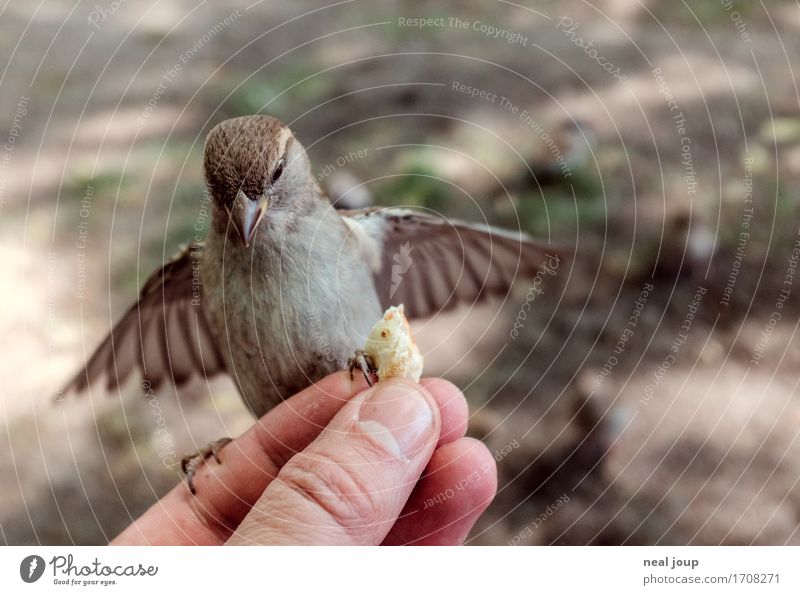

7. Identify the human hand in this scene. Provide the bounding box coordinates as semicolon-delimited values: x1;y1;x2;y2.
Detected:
112;372;497;545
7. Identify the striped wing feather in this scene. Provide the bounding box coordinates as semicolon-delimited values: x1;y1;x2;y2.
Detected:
342;208;558;319
58;243;226;397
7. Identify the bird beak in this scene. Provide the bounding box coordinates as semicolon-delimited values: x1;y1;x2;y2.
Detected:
227;189;268;247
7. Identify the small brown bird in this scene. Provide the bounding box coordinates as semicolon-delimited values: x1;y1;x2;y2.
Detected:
59;115;556;489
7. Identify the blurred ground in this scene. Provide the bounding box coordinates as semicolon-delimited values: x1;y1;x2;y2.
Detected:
2;0;800;544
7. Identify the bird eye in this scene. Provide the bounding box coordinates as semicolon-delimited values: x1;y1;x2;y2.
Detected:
271;159;285;183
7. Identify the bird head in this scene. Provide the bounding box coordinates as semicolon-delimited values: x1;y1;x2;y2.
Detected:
203;115;313;247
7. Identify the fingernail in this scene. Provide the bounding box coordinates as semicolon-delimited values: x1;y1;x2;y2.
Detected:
357;380;435;459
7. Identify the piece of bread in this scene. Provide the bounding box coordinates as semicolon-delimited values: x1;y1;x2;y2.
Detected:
363;305;423;382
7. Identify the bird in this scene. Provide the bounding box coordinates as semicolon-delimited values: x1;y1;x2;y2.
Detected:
58;115;559;491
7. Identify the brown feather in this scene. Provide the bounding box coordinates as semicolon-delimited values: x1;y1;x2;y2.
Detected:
57;243;226;398
341;207;562;319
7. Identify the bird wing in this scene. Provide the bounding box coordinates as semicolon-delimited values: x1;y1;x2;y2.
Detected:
340;208;561;319
58;242;227;397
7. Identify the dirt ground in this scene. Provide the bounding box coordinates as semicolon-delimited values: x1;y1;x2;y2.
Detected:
2;0;800;545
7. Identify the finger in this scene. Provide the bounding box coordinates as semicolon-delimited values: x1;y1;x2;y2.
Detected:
382;437;497;545
112;373;466;545
420;377;468;447
112;371;369;545
227;379;440;545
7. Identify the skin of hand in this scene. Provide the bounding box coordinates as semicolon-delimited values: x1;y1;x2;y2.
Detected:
112;372;497;546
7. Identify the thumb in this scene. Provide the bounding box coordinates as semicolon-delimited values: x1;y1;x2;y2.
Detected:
226;378;440;545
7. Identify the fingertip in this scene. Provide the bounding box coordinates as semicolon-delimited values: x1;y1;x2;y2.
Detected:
420;377;469;446
383;436;497;546
426;437;497;506
446;437;497;510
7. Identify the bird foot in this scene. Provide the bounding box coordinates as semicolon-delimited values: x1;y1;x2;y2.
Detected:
347;350;378;386
180;437;233;495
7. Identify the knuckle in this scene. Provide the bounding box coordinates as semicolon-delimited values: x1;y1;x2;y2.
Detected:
280;452;389;533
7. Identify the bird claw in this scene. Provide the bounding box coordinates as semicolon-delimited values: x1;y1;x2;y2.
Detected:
347;350;378;386
180;437;233;495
